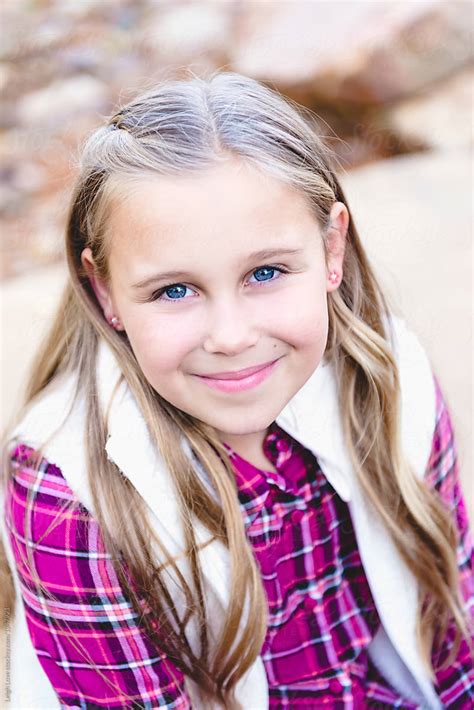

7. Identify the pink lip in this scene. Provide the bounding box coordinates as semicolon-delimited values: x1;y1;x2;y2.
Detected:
194;358;281;393
200;359;278;380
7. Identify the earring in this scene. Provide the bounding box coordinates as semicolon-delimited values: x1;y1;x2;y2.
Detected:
329;271;339;284
110;315;120;329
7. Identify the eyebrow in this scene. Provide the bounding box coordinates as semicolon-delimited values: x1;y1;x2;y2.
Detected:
131;247;304;289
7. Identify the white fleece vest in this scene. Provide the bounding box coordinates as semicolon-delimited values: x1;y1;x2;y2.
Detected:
1;314;441;709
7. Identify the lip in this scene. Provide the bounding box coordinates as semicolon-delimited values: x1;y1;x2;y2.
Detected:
200;359;279;380
194;358;281;393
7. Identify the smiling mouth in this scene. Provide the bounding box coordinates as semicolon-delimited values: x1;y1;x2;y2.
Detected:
198;359;279;381
193;358;282;393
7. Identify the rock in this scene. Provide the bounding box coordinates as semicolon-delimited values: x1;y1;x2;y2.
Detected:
387;65;474;150
231;0;473;105
0;62;13;92
8;161;48;193
15;75;109;129
0;185;23;216
140;3;232;62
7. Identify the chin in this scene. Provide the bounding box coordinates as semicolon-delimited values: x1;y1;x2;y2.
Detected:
214;415;274;438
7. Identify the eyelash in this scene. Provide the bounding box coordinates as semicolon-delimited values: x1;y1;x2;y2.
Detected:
149;264;291;303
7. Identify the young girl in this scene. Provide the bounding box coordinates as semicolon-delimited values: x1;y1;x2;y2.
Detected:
1;71;473;709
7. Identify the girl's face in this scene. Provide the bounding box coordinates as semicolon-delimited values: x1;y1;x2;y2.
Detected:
82;158;348;463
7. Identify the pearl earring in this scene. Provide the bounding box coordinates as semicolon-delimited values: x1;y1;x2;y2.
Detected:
110;316;120;329
329;271;339;284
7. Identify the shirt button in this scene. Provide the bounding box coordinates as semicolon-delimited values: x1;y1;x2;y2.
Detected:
329;678;343;694
276;439;288;452
291;510;304;524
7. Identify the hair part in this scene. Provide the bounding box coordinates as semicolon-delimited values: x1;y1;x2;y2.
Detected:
2;69;472;707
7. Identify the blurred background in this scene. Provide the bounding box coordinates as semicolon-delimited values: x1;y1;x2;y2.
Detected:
0;0;472;519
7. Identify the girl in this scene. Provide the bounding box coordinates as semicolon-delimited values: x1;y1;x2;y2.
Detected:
1;71;473;709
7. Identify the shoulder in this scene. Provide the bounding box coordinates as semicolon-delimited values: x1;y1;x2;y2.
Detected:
3;442;140;631
1;445;194;709
4;442;91;542
384;313;434;384
384;314;437;479
8;369;82;452
2;442;100;613
425;376;464;499
5;370;95;515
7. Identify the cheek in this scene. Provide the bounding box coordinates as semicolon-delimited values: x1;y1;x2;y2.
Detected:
276;279;329;351
123;309;199;379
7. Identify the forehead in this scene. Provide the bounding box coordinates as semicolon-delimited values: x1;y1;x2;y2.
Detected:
103;160;319;265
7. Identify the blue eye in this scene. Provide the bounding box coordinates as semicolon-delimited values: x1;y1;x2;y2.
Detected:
251;266;278;283
158;284;189;301
151;264;289;303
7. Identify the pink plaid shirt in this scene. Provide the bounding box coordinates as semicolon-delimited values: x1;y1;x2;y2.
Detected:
4;375;474;708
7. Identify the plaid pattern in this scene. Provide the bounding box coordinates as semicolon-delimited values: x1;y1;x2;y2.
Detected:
227;374;474;708
4;375;473;708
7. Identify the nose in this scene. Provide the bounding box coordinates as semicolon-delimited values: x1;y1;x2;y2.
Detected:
202;298;259;355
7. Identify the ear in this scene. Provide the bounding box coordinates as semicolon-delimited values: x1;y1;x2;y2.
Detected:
81;247;122;328
325;202;349;293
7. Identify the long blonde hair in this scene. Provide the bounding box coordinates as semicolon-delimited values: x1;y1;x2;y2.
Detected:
2;70;472;708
